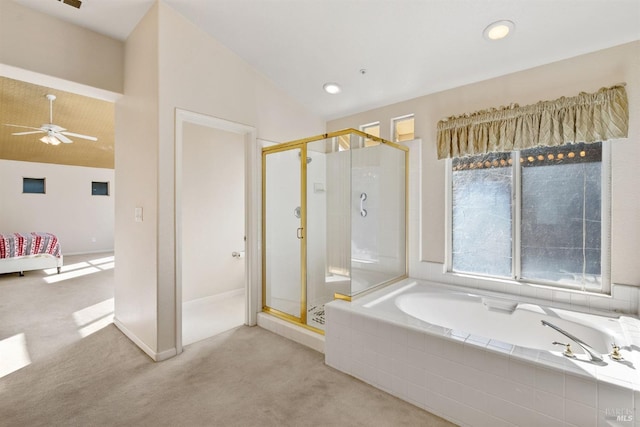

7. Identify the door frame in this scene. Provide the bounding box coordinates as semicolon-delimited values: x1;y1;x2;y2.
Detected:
175;108;258;354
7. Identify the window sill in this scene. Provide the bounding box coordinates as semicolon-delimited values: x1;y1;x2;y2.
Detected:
437;270;639;316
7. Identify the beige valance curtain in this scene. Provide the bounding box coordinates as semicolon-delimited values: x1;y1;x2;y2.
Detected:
437;84;629;159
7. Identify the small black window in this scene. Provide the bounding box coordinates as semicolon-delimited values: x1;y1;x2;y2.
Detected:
23;178;46;194
92;181;109;196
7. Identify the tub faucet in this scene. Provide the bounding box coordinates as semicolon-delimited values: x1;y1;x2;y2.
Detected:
541;320;604;362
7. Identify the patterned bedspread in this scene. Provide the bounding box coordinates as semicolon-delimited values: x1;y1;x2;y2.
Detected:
0;232;62;259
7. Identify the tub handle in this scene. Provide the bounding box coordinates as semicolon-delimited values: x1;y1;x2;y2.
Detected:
552;341;575;358
610;343;624;361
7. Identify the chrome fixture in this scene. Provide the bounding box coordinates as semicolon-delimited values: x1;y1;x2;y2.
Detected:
360;192;367;217
541;320;604;362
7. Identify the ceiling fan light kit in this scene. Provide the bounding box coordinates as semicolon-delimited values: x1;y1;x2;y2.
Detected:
40;135;62;146
4;94;98;146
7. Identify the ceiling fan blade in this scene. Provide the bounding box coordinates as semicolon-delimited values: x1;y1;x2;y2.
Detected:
61;131;98;142
4;124;45;131
12;130;46;136
55;133;73;144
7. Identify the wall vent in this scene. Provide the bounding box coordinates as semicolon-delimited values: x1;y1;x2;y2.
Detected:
60;0;82;9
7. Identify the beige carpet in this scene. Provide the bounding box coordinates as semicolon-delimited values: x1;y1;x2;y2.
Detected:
0;252;115;364
0;254;456;426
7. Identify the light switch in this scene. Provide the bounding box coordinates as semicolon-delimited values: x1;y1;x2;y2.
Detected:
135;207;143;222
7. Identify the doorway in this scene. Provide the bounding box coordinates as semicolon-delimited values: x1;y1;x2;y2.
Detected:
175;109;257;353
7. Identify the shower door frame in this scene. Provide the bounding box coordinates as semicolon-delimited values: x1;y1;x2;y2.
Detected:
262;141;309;327
261;129;409;333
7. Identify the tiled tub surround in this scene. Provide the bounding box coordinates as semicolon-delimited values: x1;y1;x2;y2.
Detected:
325;278;640;427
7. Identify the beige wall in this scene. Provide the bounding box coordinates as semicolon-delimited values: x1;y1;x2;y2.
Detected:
114;3;160;354
0;160;114;254
328;41;640;287
114;2;325;358
0;0;124;94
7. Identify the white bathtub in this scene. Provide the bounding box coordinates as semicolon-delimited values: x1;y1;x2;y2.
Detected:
371;283;625;356
325;278;640;426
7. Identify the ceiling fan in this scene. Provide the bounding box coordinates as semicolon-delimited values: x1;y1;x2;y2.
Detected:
4;94;98;146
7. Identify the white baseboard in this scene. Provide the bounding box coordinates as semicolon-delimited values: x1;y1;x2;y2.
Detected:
183;287;244;305
113;317;177;362
257;312;324;353
64;249;114;256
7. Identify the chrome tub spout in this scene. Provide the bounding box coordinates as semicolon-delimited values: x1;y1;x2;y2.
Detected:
541;320;603;362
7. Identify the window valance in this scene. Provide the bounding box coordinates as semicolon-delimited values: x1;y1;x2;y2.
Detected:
436;84;629;159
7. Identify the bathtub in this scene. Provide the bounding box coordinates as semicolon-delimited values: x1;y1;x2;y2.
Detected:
325;278;640;426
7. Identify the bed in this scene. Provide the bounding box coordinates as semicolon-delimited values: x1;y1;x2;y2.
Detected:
0;232;63;276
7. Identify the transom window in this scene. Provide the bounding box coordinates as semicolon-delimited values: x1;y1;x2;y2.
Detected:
360;122;380;147
449;142;608;292
392;114;415;142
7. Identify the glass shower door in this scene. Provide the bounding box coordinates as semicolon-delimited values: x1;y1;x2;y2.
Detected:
263;146;305;320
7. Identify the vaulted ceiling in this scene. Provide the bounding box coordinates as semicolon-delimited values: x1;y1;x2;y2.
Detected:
10;0;640;120
2;0;639;169
0;77;114;168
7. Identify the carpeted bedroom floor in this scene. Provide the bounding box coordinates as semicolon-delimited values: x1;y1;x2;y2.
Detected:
0;253;455;426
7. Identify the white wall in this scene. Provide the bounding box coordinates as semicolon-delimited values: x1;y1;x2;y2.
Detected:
181;123;244;302
328;41;640;287
0;159;114;254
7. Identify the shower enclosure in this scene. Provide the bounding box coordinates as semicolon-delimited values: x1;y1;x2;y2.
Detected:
262;129;407;332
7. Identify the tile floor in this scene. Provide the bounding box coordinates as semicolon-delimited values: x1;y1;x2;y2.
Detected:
182;290;245;346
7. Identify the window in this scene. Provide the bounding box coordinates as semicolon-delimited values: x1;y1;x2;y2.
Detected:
392;114;415;142
450;142;607;292
23;177;46;194
336;134;350;151
360;122;380;147
451;152;513;278
91;181;109;196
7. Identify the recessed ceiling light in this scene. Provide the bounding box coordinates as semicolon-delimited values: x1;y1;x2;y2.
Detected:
323;82;341;94
483;20;515;41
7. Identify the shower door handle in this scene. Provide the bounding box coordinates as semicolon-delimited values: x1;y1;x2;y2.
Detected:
297;227;304;239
